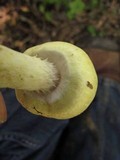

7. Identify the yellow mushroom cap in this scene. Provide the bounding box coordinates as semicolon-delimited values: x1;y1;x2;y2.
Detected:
15;41;98;119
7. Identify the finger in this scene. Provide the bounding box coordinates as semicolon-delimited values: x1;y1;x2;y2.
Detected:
0;92;7;123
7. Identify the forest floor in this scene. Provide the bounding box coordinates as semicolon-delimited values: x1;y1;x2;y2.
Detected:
0;0;120;52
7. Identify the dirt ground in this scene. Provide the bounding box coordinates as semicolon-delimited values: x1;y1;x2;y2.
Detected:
0;0;120;52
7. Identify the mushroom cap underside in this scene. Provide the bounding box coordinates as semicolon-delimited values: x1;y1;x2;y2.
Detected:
15;42;98;119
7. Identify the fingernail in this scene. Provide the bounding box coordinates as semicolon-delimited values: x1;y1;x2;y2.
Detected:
0;115;7;124
0;113;7;124
0;119;6;124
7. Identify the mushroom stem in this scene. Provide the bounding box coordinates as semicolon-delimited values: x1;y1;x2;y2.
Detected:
0;45;58;92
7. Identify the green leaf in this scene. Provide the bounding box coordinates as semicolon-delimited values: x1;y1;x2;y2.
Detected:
87;25;97;36
45;12;53;22
43;0;64;6
39;5;45;13
91;0;99;8
67;0;85;19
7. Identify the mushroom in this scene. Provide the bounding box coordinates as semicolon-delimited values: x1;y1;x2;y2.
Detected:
0;42;98;119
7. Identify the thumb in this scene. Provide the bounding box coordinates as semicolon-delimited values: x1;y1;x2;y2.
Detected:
0;92;7;123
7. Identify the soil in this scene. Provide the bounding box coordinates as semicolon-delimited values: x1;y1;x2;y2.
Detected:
0;0;120;52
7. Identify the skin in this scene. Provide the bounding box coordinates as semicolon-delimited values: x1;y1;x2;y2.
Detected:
0;93;7;123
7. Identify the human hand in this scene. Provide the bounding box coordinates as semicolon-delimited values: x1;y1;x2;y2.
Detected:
0;92;7;123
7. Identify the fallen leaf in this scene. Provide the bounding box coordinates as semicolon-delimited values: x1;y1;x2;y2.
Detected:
0;7;10;30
